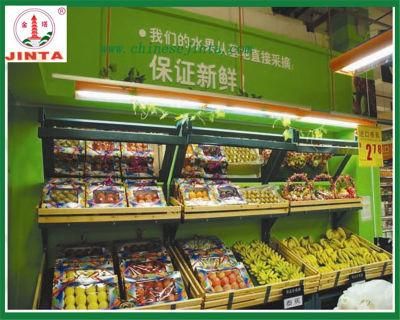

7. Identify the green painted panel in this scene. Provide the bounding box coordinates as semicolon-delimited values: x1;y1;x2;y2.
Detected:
8;106;43;309
7;7;379;310
10;7;354;115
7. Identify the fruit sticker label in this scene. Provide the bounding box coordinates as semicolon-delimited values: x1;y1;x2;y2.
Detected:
5;6;67;62
357;126;383;167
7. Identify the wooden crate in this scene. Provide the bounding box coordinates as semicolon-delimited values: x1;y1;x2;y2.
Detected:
289;198;363;213
33;249;202;311
276;232;392;291
37;205;182;224
170;197;289;221
169;244;319;310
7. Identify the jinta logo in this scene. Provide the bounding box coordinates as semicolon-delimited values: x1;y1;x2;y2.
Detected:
5;6;67;62
13;8;55;49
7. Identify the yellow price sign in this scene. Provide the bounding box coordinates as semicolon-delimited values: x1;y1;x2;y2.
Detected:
357;126;383;167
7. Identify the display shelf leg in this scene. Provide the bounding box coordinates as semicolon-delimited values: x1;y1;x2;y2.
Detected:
333;154;352;180
331;212;346;229
163;223;179;245
261;218;278;243
261;150;287;183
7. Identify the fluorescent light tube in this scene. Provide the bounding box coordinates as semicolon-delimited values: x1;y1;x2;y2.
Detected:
342;45;393;73
207;104;298;119
76;90;204;109
300;116;358;128
76;90;133;104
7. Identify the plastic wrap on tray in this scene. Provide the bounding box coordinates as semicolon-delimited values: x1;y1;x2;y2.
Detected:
54;152;85;176
54;139;84;154
224;147;260;164
117;240;169;261
181;160;205;178
41;180;85;208
121;155;154;178
52;272;120;310
211;183;246;205
196;263;253;293
202;161;228;178
55;256;114;275
56;268;115;284
121;142;153;156
125;272;187;307
196;145;226;162
125;179;157;187
120;259;175;280
59;245;111;259
127;186;166;207
178;236;226;253
120;142;154;178
188;249;238;270
85;141;121;177
180;183;218;206
86;179;127;208
242;185;285;204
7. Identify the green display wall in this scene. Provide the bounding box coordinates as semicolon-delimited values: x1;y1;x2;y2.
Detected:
7;7;382;310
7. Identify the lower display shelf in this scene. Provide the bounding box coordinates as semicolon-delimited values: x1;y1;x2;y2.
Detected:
289;198;362;213
37;206;182;224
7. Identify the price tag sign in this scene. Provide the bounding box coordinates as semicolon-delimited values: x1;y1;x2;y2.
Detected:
283;285;304;309
357;126;383;167
349;271;366;286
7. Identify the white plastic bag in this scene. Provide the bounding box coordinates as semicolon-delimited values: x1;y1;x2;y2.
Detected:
335;279;392;310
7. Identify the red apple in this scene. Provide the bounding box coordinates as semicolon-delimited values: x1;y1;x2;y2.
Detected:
222;284;232;291
220;277;230;286
230;282;239;290
213;285;223;292
211;278;221;287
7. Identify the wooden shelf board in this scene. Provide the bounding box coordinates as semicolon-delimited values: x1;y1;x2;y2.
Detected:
184;208;289;220
38;205;181;216
290;198;362;207
289;198;362;213
38;212;181;224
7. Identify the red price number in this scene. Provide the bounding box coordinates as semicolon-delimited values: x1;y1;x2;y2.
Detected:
365;143;382;160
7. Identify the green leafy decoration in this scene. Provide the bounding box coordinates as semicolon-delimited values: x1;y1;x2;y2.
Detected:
131;102;225;125
282;118;291;128
283;129;293;141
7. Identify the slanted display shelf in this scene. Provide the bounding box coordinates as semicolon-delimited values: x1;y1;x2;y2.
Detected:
37;205;182;224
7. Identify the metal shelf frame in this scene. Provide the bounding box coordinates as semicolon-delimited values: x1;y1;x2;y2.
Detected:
37;111;361;287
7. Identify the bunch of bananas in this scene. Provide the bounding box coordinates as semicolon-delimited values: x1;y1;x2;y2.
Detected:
282;228;391;273
232;240;305;285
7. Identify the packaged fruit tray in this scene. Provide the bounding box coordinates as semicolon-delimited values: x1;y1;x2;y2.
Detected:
170;197;289;221
118;247;203;311
276;229;392;291
33;248;202;310
170;245;319;309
